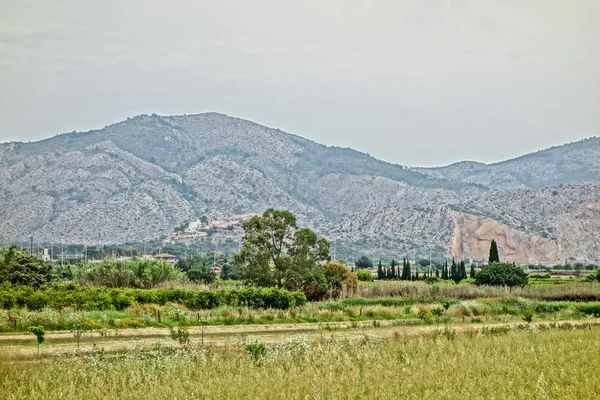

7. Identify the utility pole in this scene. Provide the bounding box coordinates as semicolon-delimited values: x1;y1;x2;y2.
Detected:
29;236;34;254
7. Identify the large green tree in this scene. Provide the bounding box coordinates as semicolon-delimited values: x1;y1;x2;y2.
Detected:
355;256;373;270
489;240;500;264
235;209;330;290
0;247;52;288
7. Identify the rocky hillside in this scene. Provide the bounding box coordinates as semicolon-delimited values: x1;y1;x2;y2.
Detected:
1;113;599;264
416;137;600;190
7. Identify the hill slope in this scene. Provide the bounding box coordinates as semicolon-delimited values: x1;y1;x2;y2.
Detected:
417;137;600;190
1;113;599;264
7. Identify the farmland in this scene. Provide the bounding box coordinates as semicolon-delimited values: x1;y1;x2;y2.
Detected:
2;219;600;399
1;321;599;399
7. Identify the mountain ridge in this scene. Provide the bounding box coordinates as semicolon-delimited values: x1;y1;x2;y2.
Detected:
1;113;599;264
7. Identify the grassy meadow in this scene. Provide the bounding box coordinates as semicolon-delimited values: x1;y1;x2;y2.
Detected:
1;323;599;399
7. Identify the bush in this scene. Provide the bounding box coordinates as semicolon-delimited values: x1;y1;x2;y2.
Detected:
356;269;374;282
424;276;443;284
475;263;528;287
577;303;600;318
530;273;552;279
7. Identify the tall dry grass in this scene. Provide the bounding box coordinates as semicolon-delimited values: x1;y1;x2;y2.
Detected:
356;281;600;301
1;325;599;399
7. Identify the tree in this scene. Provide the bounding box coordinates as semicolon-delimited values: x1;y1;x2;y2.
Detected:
28;325;45;356
220;256;240;280
470;263;476;279
324;260;357;297
377;261;385;280
176;253;217;283
459;261;467;281
390;259;398;280
0;247;52;288
355;256;373;270
475;263;528;287
235;209;329;290
401;258;411;281
489;240;500;264
450;258;458;283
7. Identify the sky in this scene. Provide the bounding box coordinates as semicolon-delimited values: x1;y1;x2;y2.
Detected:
1;0;599;167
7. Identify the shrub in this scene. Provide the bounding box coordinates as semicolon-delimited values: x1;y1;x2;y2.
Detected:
356;269;374;282
424;276;443;284
169;326;190;345
245;343;267;361
577;303;600;318
475;263;528;287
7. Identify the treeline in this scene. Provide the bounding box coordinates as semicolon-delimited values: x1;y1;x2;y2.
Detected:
0;283;306;311
0;246;240;289
375;258;475;283
22;241;242;263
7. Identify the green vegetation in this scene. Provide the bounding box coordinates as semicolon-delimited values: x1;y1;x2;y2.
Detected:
0;246;52;288
354;255;373;270
489;239;500;263
72;259;184;288
355;269;374;282
176;253;217;283
0;283;305;311
356;280;600;302
27;325;45;355
2;292;599;333
476;263;529;287
235;209;357;300
2;326;600;399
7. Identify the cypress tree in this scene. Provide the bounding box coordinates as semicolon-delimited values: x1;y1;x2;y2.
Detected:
459;261;467;281
442;260;448;280
401;258;410;280
377;261;384;280
470;263;476;279
390;259;398;280
451;258;458;283
489;239;500;264
435;267;439;278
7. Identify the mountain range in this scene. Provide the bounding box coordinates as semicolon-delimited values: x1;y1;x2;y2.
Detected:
1;113;599;265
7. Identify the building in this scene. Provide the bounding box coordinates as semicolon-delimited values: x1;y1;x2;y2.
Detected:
153;253;177;264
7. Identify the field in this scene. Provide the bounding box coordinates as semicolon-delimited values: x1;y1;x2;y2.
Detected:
1;322;599;399
2;280;600;398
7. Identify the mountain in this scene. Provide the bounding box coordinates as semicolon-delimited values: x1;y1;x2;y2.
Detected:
416;137;600;190
1;113;599;265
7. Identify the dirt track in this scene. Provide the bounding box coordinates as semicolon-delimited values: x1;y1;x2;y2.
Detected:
1;318;596;361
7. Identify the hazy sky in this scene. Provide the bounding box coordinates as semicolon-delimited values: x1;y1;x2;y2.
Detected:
1;1;599;167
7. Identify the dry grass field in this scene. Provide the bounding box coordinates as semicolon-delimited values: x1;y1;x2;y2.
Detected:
1;321;599;399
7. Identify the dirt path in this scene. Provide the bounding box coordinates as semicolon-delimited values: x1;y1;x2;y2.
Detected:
1;318;596;361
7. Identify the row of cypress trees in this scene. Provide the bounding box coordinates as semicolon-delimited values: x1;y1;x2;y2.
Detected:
376;258;477;283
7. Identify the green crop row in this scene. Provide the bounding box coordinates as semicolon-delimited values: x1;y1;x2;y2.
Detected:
0;282;306;311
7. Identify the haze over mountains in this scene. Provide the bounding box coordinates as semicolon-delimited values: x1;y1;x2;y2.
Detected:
1;113;599;265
